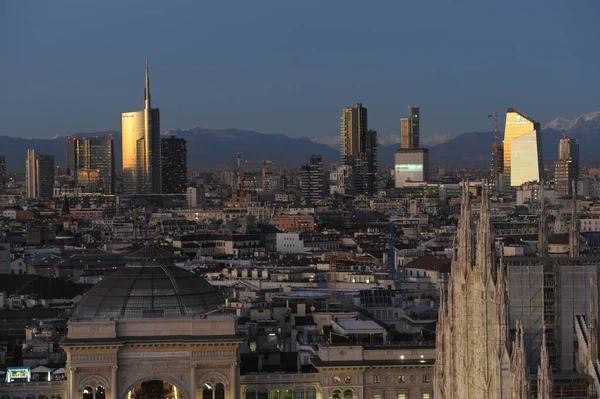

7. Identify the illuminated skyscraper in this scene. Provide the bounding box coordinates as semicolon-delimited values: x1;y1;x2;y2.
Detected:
121;60;161;195
503;109;543;189
160;136;187;194
400;106;420;149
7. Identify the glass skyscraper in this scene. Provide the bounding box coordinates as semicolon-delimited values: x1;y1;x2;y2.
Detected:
555;138;579;198
121;60;161;195
503;109;543;188
400;106;420;149
76;135;115;194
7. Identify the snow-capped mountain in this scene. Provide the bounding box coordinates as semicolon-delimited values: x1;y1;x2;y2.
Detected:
544;111;600;132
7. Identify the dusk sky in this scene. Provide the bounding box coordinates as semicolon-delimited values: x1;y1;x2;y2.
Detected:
1;0;599;140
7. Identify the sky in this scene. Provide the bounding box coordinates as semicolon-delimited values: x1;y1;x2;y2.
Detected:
1;0;599;140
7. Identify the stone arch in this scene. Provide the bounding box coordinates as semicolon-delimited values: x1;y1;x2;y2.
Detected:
120;374;190;399
78;375;111;393
198;371;229;388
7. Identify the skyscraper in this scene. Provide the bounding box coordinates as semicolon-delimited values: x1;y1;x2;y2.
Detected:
26;149;38;199
400;106;419;149
161;136;187;194
340;103;367;165
395;106;428;188
121;59;161;195
503;109;543;189
37;154;55;199
300;154;324;203
340;104;377;195
66;137;78;177
555;138;579;198
74;136;115;194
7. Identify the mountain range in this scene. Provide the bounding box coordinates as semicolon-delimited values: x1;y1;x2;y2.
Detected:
2;111;599;172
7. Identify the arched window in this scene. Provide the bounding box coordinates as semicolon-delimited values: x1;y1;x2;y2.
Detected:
13;396;24;399
343;390;353;399
306;387;316;399
1;395;10;399
215;383;225;399
83;387;94;399
269;390;280;399
246;388;257;399
38;395;49;399
332;390;342;399
258;388;269;399
26;395;36;399
203;383;213;399
282;390;292;399
50;395;62;399
96;386;105;399
294;387;304;399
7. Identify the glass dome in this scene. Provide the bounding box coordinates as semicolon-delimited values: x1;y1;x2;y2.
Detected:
71;246;223;319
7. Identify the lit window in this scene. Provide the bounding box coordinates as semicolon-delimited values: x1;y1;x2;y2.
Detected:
397;375;405;383
422;374;429;383
422;395;430;399
374;375;381;383
373;395;382;399
397;395;406;399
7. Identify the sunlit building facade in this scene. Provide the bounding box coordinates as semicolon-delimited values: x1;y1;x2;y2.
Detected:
75;135;115;194
121;61;161;195
160;136;187;194
503;109;543;189
400;106;420;149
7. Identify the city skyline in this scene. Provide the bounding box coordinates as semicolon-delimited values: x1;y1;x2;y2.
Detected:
2;2;599;140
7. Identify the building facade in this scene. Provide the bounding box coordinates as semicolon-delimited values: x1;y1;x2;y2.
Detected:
68;136;115;194
301;155;324;203
161;136;188;194
37;154;55;199
394;149;429;188
121;60;161;195
400;106;420;149
503;109;543;189
555;138;579;198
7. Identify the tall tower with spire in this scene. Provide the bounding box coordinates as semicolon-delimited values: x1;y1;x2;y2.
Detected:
121;59;161;194
434;182;553;398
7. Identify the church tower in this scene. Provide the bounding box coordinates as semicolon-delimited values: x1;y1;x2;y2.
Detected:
61;196;72;231
434;182;553;398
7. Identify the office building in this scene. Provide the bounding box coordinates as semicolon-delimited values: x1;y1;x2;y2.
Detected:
37;154;55;199
555;138;579;198
26;149;38;199
300;154;324;203
121;60;161;195
161;136;187;194
341;103;367;165
70;135;115;194
66;137;78;177
186;186;205;208
394;149;429;188
400;106;420;149
340;104;378;195
503;109;543;188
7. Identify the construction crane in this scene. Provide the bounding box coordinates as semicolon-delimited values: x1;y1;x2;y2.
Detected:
328;252;378;304
244;159;277;191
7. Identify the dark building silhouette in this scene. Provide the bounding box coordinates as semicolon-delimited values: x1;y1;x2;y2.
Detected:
161;136;187;194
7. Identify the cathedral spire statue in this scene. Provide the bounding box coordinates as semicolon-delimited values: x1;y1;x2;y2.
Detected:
476;180;494;285
569;180;580;257
537;330;553;399
456;180;473;280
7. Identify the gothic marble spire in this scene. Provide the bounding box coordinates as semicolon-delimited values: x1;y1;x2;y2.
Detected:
456;180;473;279
476;180;494;285
537;330;552;399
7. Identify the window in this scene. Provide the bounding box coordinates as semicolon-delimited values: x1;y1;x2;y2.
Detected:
306;387;316;399
422;374;429;383
422;395;430;399
246;388;257;399
373;395;382;399
397;395;407;399
397;375;405;383
374;375;381;383
294;387;304;399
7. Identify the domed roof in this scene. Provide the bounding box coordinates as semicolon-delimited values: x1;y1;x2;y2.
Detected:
71;265;224;320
